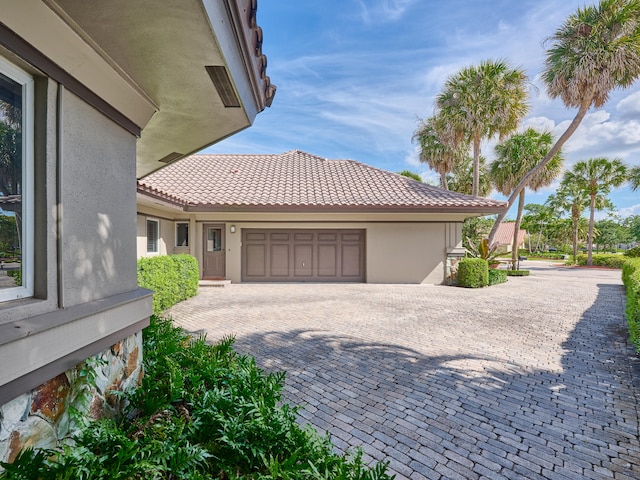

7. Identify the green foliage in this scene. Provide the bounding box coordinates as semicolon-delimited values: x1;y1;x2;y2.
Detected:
575;254;627;269
625;246;640;258
1;316;392;479
137;254;199;314
488;269;507;285
398;170;422;182
466;237;500;264
462;216;493;250
505;270;530;277
458;258;488;288
622;259;640;353
6;268;20;286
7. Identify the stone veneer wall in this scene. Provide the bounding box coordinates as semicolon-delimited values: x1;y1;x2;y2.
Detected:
0;331;143;464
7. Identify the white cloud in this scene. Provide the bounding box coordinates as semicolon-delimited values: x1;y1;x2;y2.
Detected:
616;90;640;118
619;204;640;218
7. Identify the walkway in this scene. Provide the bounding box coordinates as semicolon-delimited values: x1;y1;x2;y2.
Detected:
167;262;640;479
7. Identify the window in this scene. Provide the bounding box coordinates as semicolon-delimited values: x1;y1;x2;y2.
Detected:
146;219;159;254
0;57;33;302
176;222;188;247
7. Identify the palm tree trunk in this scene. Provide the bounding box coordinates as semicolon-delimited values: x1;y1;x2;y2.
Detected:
587;193;596;266
487;93;594;245
511;191;525;269
472;135;481;197
572;210;579;263
440;172;449;190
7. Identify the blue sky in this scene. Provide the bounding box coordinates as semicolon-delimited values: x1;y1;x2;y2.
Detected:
203;0;640;220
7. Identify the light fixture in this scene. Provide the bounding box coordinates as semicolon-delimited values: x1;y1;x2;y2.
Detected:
230;225;236;234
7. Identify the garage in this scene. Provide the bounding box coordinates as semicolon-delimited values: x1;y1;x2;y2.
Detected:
242;229;365;282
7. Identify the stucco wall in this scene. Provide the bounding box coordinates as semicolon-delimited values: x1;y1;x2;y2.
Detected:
61;90;137;307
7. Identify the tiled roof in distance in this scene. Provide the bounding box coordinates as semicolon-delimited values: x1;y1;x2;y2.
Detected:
137;150;507;212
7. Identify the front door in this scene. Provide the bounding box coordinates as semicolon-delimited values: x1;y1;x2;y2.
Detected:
203;224;225;278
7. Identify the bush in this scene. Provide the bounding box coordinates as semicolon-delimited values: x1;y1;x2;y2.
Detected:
623;259;640;354
488;269;507;286
0;316;392;480
506;270;530;277
6;268;20;286
575;254;627;269
625;246;640;258
458;258;488;288
138;254;199;314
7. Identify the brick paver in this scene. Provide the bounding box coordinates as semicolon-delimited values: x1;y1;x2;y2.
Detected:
167;261;640;479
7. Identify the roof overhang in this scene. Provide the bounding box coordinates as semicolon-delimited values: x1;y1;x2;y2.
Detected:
0;0;274;178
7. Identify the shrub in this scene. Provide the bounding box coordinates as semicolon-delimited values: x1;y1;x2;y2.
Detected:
6;268;20;286
0;316;392;479
506;270;530;277
137;254;199;314
623;259;640;353
625;246;640;258
458;258;488;288
488;269;507;285
575;254;627;269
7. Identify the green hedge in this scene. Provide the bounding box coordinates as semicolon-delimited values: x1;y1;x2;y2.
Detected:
625;246;640;258
623;259;640;353
506;270;530;277
137;254;199;314
575;254;627;269
458;258;488;288
488;269;507;286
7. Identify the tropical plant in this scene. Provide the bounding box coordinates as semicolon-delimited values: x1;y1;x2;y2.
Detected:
466;237;501;264
412;114;468;189
488;0;640;245
548;181;592;262
564;157;627;265
491;129;564;268
624;215;640;241
437;59;529;197
398;170;422;182
446;155;491;197
521;203;556;252
630;165;640;190
462;216;494;250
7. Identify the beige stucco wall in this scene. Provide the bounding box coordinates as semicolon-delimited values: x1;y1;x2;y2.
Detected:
135;205;466;284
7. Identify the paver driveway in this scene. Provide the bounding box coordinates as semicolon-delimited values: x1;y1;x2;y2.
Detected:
167;262;640;479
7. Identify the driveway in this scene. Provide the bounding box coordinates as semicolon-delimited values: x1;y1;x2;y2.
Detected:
167;262;640;479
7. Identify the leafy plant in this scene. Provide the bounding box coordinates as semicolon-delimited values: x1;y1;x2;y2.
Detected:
622;258;640;353
458;258;488;288
1;316;392;479
625;246;640;258
488;269;507;285
506;270;530;277
137;254;199;314
466;237;501;264
575;254;627;269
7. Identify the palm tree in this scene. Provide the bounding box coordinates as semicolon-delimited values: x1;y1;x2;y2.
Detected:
412;115;467;190
437;59;529;196
548;184;591;262
630;165;640;190
446;155;491;197
488;0;640;245
564;157;627;265
490;129;564;268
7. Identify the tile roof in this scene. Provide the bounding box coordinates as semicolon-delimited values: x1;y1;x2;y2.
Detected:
137;150;507;213
494;222;527;246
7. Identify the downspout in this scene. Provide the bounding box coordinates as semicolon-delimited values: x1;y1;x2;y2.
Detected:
56;83;64;309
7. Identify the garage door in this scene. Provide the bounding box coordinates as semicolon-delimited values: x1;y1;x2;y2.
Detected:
242;229;365;282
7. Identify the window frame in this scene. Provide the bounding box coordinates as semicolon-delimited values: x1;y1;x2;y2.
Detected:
146;218;159;254
175;221;189;247
0;56;34;302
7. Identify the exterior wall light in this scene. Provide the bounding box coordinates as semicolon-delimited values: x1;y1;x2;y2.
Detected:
230;225;236;233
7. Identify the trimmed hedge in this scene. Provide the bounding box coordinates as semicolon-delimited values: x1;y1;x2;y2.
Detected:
576;254;627;269
458;258;488;288
506;270;530;277
138;254;199;314
623;258;640;353
488;269;507;286
625;246;640;258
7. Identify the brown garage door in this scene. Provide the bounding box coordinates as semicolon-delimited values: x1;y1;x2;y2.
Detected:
242;229;365;282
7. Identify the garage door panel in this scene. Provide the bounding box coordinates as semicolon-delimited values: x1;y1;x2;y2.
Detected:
245;244;266;277
318;244;337;277
270;244;290;276
242;229;364;282
294;244;313;277
342;244;363;277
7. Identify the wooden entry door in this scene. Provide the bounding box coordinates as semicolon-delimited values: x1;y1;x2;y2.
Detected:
203;224;225;278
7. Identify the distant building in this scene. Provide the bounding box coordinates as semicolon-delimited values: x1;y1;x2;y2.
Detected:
493;223;527;253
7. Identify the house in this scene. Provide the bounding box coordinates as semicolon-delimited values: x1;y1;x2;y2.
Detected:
493;222;527;253
137;151;507;284
0;0;273;462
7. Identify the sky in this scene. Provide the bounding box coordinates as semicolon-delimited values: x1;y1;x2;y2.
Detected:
203;0;640;220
